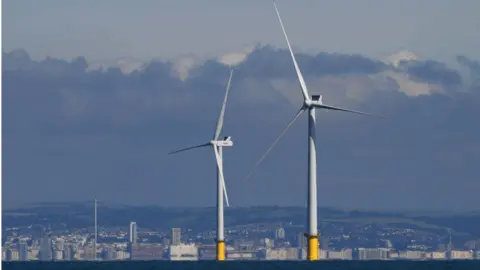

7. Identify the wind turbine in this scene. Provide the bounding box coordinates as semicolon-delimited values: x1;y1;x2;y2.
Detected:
244;1;384;261
168;69;234;261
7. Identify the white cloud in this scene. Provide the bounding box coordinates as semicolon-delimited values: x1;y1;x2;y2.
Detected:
383;50;419;68
171;54;198;81
86;57;145;74
380;71;442;96
217;45;255;67
380;51;444;96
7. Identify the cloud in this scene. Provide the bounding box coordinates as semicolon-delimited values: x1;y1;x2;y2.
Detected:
399;60;463;87
456;55;480;91
171;55;198;81
218;45;256;67
86;57;146;75
2;47;480;210
383;50;419;68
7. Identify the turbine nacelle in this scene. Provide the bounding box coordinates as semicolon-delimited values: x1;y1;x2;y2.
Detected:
312;94;322;104
210;138;234;147
303;95;323;108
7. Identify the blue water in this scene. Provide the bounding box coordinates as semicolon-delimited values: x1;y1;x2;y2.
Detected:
3;261;480;270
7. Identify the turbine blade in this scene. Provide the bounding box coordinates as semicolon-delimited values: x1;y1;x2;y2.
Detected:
273;1;310;101
314;103;386;119
213;146;230;207
213;69;234;140
244;107;305;181
168;143;210;155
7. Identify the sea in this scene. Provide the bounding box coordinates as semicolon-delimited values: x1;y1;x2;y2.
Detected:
3;261;480;270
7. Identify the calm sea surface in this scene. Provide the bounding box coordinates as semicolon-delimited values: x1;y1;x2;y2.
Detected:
3;261;480;270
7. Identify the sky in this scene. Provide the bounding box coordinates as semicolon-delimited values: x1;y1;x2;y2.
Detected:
2;0;480;211
3;0;480;62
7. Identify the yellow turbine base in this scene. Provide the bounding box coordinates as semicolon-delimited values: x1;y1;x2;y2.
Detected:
307;235;319;261
216;240;225;261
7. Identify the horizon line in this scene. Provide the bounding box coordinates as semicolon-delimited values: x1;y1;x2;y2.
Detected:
3;201;478;215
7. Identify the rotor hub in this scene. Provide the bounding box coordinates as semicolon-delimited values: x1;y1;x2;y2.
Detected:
304;99;313;108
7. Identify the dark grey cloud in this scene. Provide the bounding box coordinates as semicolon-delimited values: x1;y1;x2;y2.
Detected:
233;45;388;79
2;48;480;211
397;59;463;87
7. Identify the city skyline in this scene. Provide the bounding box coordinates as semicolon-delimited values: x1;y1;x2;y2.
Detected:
3;204;480;261
2;1;480;210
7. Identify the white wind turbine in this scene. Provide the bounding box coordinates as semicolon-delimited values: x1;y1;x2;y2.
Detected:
168;69;234;261
244;1;384;261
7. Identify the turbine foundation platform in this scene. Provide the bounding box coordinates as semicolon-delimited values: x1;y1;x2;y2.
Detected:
306;234;319;261
216;240;225;261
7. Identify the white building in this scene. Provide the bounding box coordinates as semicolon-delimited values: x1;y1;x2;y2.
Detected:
275;228;285;239
399;250;424;260
29;248;39;260
10;250;19;261
425;251;446;260
115;250;130;260
264;248;298;260
53;250;63;261
319;249;328;259
449;250;474;260
327;249;353;260
357;248;389;260
169;244;198;261
227;251;256;260
171;228;181;246
129;222;137;245
262;238;274;249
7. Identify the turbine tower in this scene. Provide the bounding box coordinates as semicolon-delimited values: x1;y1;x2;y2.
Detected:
244;1;383;261
169;69;234;261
